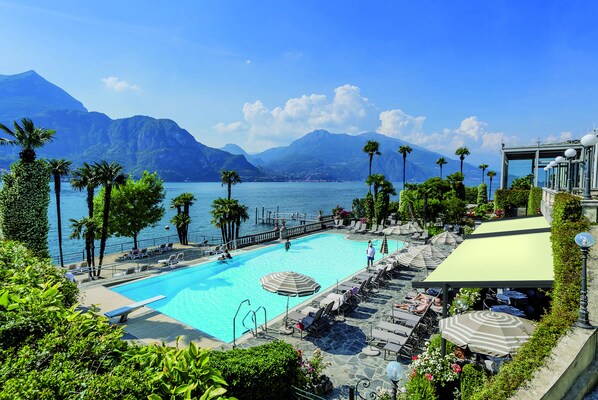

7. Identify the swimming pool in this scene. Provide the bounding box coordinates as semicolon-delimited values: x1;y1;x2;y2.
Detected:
111;233;403;343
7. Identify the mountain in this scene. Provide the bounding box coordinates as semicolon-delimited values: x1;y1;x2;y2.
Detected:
0;71;262;181
219;143;267;167
0;70;87;122
253;129;484;184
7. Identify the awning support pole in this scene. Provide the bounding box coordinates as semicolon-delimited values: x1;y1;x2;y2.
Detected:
441;284;449;357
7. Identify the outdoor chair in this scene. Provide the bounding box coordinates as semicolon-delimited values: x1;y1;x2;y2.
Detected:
349;221;362;234
165;243;174;252
347;220;357;230
139;248;149;258
368;224;378;234
355;223;368;234
158;254;177;266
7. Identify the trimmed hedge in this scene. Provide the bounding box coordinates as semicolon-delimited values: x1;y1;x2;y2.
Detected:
460;364;487;400
208;340;301;400
527;187;543;216
465;186;478;204
493;189;530;212
472;192;589;399
477;183;488;205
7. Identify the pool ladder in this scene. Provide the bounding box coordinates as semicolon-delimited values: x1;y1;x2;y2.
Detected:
232;299;267;348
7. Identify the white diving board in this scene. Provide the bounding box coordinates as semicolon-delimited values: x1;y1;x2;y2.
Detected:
104;295;166;323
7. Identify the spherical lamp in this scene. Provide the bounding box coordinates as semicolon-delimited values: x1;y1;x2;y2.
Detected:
386;361;404;400
565;148;577;158
581;134;598;148
556;156;567;164
575;232;596;329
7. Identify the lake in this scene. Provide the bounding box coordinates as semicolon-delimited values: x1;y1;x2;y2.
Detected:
49;181;397;263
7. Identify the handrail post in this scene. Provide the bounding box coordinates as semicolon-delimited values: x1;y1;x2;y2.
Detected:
233;299;250;348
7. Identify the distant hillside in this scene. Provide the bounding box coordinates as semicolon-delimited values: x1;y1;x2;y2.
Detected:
253;129;484;184
0;71;263;181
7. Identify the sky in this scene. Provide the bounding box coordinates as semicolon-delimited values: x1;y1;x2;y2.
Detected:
2;1;598;168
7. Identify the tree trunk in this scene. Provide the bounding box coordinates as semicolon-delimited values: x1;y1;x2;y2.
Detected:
403;157;407;189
98;186;112;268
228;184;231;200
85;237;93;280
133;232;138;250
54;176;64;268
440;165;443;178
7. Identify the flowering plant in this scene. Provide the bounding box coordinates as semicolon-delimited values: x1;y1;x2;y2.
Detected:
408;345;460;385
449;288;481;315
297;348;332;394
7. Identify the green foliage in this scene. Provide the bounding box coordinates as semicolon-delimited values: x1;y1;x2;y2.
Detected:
375;190;390;225
95;171;166;248
477;183;488;204
474;203;494;218
449;288;481;315
527;187;543;216
460;364;487;400
129;341;232;400
493;189;530;212
472;193;589;399
352;197;366;219
208;341;301;400
441;197;466;224
0;159;50;258
404;373;438;400
465;186;478;204
364;191;375;225
510;174;533;190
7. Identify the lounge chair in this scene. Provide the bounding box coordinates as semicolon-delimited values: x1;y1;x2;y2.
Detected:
368;224;379;234
374;225;385;235
129;249;142;259
293;306;330;339
165;243;174;252
349;221;362;233
175;252;185;263
355;223;368;234
158;254;177;266
318;290;354;318
334;220;345;229
139;248;149;258
154;244;167;253
346;220;357;230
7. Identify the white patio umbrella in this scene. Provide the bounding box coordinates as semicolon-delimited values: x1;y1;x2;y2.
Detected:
430;230;463;246
260;271;320;329
439;310;536;357
396;250;441;270
408;244;449;260
383;225;410;236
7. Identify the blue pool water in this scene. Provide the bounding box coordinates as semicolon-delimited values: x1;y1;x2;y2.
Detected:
111;233;403;343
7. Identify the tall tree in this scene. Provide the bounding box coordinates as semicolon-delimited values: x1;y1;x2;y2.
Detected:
365;173;386;199
363;140;381;193
94;171;165;250
0;117;55;162
455;147;471;174
48;159;72;268
69;217;97;280
220;170;241;200
436;157;447;178
71;163;99;267
0;118;55;258
92;161;126;272
398;145;413;189
479;164;489;183
487;170;497;200
210;198;248;245
170;193;196;245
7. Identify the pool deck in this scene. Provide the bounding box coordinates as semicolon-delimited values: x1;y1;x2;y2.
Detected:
78;231;437;399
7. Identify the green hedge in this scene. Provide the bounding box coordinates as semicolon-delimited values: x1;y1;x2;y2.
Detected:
460;364;487;400
493;189;530;212
209;340;301;399
465;187;478;204
472;192;589;399
477;183;488;205
527;187;543;216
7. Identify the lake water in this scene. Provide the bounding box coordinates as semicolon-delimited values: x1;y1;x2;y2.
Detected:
49;181;395;263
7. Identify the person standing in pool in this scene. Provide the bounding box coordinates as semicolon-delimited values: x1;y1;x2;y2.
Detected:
366;241;375;267
285;238;291;251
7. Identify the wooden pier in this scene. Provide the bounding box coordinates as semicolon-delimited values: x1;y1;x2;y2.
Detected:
255;207;323;226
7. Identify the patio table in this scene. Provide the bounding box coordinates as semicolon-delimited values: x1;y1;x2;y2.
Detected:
497;290;528;305
490;305;526;318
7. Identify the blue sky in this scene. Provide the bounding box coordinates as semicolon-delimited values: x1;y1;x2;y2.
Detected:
1;1;598;168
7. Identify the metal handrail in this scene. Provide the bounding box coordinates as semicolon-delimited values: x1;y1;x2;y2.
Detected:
241;309;257;337
252;305;268;334
232;299;250;348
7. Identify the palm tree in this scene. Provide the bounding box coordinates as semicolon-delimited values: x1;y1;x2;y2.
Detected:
363;140;381;193
487;171;497;200
220;170;241;200
436;157;448;178
365;173;386;199
170;193;196;245
71;163;98;266
398;145;413;189
94;161;126;270
479;164;489;184
48;159;72;268
455;147;471;174
69;217;97;279
210;198;249;244
0;118;55;162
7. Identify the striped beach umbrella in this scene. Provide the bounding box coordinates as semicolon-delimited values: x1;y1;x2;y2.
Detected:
430;230;463;246
396;250;441;270
383;225;410;236
260;271;320;328
408;244;449;260
439;311;536;357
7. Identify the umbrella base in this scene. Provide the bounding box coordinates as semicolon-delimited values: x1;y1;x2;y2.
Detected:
279;326;294;335
361;345;380;356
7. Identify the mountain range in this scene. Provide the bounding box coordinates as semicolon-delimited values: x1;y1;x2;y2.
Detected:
0;70;487;184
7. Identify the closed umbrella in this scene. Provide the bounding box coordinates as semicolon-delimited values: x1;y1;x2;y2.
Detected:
408;244;448;260
380;235;389;255
260;271;320;330
430;231;463;246
439;310;536;357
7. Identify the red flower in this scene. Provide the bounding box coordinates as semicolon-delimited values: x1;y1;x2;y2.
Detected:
452;364;462;373
410;372;416;378
412;356;418;360
425;373;433;381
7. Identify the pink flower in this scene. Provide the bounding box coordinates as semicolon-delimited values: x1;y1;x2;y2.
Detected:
425;373;433;381
412;356;418;361
452;364;461;373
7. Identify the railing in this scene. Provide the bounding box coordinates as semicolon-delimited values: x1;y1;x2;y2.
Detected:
285;222;324;238
232;299;251;349
291;386;327;400
235;230;279;249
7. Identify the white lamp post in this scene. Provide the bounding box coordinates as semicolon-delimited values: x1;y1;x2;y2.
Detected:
549;161;558;190
543;166;549;188
580;134;598;200
565;148;577;193
555;156;566;191
386;361;404;400
575;232;596;329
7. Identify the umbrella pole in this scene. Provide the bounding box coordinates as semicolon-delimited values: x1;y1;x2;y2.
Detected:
280;296;293;335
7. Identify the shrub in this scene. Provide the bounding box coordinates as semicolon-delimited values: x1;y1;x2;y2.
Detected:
465;186;478;204
403;373;438;400
527;187;543;216
494;189;530;212
208;340;301;399
460;364;487;400
477;183;488;205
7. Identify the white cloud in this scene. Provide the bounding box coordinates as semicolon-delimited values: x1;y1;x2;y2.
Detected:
378;109;426;138
101;76;140;92
543;131;573;144
213;121;246;134
455;116;485;140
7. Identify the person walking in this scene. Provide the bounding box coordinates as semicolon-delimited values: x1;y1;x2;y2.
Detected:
366;241;375;267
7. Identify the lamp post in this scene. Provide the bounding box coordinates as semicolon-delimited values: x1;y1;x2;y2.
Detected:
574;232;595;329
555;156;566;191
549;161;558;190
386;361;404;400
543;166;548;188
565;148;577;193
581;133;598;200
547;165;552;189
